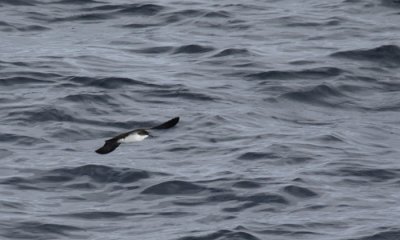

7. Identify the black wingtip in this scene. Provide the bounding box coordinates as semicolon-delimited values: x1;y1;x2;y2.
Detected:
151;117;180;130
95;140;121;154
95;147;110;154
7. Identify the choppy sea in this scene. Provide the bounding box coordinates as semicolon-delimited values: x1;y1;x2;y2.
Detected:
1;0;400;239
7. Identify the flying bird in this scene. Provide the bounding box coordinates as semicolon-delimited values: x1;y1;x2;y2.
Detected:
95;117;179;154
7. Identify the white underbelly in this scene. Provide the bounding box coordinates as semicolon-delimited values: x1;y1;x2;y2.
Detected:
119;134;148;143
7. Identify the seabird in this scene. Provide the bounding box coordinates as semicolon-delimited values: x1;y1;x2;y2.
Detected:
95;117;179;154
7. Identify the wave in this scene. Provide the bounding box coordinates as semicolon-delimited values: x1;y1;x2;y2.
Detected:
0;60;29;67
381;0;400;7
247;67;343;80
61;93;119;106
81;3;164;17
83;4;122;11
0;149;13;159
310;134;345;143
274;16;343;28
240;193;288;205
6;103;170;131
5;104;115;129
0;76;53;86
282;185;318;198
0;0;36;6
0;21;11;26
0;199;25;210
178;230;260;240
232;181;262;189
331;45;400;67
142;180;207;195
132;45;217;55
49;126;100;142
279;84;348;107
286;19;341;27
165;9;230;19
212;48;252;57
160;9;230;24
0;133;48;146
55;0;102;4
203;11;231;18
237;152;279;161
49;164;153;183
58;3;164;22
7;106;76;123
0;221;83;239
117;3;164;15
147;88;217;101
67;76;159;89
0;164;160;190
173;44;215;54
121;23;161;28
0;21;49;32
338;167;400;182
131;46;173;54
350;230;400;240
176;192;289;211
1;71;61;79
236;145;316;165
53;13;114;22
18;25;49;31
55;211;136;220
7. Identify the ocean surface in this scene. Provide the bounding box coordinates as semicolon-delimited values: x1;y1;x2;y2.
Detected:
1;0;400;239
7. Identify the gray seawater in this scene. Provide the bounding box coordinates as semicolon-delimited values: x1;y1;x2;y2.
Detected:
1;0;400;239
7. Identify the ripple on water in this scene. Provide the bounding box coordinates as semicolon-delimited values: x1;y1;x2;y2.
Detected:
55;211;137;220
178;230;261;240
350;230;400;240
117;3;165;15
0;0;36;6
141;180;207;195
331;45;400;67
0;133;48;146
282;185;318;198
279;84;349;108
0;221;83;239
237;152;279;161
246;67;344;80
132;46;174;54
146;88;217;101
0;76;53;87
7;106;76;123
67;76;159;89
232;180;262;189
173;44;215;54
0;164;163;191
211;48;252;58
339;167;400;182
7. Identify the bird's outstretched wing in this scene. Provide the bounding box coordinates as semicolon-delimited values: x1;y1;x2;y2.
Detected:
151;117;179;130
95;139;121;154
